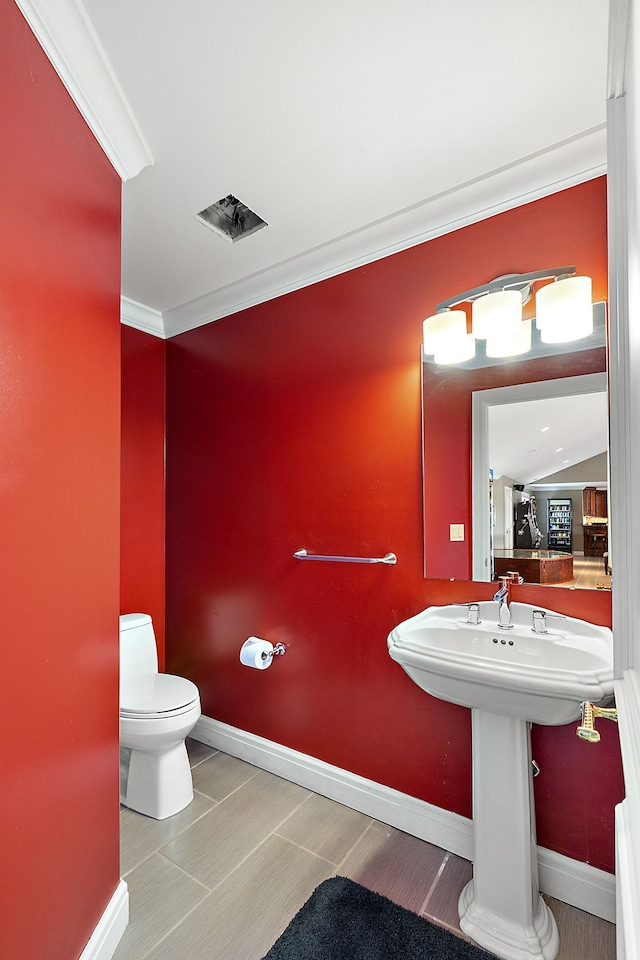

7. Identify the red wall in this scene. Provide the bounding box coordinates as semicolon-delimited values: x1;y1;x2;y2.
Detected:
0;2;122;957
121;325;167;666
166;177;623;872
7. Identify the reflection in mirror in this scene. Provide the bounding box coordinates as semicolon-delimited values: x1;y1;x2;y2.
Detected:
472;372;608;590
421;303;608;587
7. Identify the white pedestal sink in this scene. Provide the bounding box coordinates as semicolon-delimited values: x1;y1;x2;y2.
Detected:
387;600;614;960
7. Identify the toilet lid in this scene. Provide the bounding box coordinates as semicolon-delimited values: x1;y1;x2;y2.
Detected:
120;673;200;715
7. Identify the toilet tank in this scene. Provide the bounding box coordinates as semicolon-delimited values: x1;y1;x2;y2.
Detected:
119;613;159;685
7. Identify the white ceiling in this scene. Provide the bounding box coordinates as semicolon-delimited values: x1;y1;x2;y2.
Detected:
489;392;608;485
71;0;610;338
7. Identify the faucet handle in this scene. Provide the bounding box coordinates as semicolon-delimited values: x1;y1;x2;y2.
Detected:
576;700;618;743
532;609;548;634
456;602;482;624
531;609;567;634
465;602;481;625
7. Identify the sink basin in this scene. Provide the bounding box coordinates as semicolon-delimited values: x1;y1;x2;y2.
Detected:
388;600;614;960
387;600;613;725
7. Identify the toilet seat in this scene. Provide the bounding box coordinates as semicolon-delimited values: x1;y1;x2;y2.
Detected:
120;673;200;718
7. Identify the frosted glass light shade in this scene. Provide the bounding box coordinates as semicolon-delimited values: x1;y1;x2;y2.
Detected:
485;320;532;358
423;310;467;353
472;290;522;339
434;333;475;365
536;276;593;342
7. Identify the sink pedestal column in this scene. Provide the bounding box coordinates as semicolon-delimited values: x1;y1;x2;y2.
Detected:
458;709;559;960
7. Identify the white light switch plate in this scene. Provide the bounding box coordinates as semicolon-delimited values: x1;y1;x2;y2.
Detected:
450;523;465;542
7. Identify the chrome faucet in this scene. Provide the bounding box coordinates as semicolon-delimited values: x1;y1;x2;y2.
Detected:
494;578;512;629
494;573;523;629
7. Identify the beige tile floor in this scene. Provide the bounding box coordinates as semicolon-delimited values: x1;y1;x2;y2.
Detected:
114;739;616;960
546;555;611;591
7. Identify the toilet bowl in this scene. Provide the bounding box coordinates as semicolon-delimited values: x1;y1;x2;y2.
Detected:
119;613;201;820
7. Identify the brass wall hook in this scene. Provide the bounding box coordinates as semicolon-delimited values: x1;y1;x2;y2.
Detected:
576;700;618;743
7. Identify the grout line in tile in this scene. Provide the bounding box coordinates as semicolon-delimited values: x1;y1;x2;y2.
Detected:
330;818;378;872
244;781;314;834
427;916;469;940
225;835;327;894
120;793;219;878
419;850;451;915
185;788;221;815
149;774;314;894
188;750;220;769
133;890;216;960
199;831;332;897
156;850;213;892
192;764;262;805
192;788;218;805
272;790;313;823
269;833;344;867
120;751;616;960
268;791;373;868
191;777;306;829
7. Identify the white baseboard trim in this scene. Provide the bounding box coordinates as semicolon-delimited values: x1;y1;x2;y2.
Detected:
537;848;615;923
193;716;615;923
616;800;639;959
195;716;472;861
79;879;129;960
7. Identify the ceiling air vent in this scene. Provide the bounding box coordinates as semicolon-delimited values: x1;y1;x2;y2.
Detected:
195;194;267;243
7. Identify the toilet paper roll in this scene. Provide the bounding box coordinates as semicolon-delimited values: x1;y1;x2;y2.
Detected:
239;637;274;670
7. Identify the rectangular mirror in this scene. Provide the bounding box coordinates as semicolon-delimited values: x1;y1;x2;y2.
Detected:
422;303;608;592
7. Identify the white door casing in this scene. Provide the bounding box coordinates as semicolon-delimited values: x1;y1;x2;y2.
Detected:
607;2;640;958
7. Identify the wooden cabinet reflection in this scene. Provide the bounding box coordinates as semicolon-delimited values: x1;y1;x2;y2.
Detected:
494;550;573;585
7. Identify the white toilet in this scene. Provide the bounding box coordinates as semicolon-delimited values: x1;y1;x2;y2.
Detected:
119;613;201;820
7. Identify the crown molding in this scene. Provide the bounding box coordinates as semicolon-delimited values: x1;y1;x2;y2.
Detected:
14;0;153;181
161;124;606;338
120;126;606;340
120;297;165;339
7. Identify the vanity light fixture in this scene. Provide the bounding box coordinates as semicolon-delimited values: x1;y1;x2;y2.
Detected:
472;289;522;339
422;266;594;365
536;274;593;342
433;331;476;365
422;309;475;363
422;309;466;353
485;318;532;358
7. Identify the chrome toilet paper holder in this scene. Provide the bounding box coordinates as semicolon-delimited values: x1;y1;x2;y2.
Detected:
262;642;286;661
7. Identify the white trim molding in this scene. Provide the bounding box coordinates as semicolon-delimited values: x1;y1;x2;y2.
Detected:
78;879;128;960
192;716;615;923
608;0;631;99
616;800;639;959
14;0;152;181
121;297;166;339
119;126;606;339
615;668;640;959
160;126;606;338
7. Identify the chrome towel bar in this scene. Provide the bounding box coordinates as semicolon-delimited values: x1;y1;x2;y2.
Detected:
293;549;397;565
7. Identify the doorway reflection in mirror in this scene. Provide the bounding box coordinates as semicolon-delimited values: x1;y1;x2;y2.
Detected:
476;373;609;592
